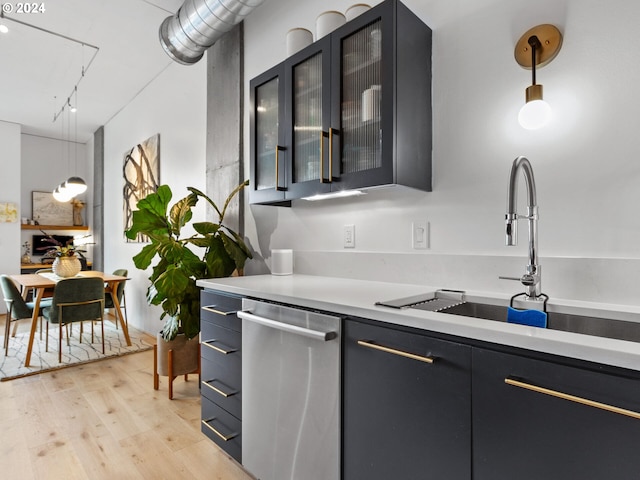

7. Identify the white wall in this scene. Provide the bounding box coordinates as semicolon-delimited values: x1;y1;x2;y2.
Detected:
0;121;22;314
103;60;206;335
241;0;640;306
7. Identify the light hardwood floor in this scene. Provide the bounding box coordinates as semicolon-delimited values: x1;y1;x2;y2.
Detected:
0;345;254;479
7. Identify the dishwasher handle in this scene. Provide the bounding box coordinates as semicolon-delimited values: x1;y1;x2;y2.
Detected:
238;310;338;341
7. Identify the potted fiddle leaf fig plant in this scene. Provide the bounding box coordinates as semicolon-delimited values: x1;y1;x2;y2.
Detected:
125;180;252;388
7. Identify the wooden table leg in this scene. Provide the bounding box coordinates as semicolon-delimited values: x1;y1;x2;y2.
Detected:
109;281;132;346
24;287;43;367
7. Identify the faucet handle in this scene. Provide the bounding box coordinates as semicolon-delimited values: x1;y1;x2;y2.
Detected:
499;275;521;282
499;274;536;286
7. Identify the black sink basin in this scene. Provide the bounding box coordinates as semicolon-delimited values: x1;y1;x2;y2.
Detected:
429;301;640;344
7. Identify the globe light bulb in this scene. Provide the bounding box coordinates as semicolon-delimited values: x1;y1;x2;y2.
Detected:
65;177;88;195
53;184;74;202
518;98;552;130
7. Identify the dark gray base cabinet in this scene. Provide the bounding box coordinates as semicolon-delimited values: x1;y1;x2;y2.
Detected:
199;290;243;463
473;348;640;480
343;319;472;480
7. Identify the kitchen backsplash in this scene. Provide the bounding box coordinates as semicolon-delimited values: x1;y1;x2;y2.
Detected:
261;251;639;308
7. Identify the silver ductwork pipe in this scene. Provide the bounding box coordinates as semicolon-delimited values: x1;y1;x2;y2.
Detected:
159;0;265;65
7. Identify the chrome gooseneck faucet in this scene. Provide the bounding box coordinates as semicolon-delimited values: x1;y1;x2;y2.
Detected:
502;156;542;301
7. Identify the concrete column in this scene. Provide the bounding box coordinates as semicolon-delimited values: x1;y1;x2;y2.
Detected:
206;22;244;235
92;126;104;271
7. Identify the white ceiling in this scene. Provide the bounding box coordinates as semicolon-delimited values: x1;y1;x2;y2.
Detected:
0;0;187;143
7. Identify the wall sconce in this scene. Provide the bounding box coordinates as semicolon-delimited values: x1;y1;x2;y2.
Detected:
515;24;562;130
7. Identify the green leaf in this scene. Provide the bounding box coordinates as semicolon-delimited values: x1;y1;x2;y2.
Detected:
125;208;168;240
169;193;198;236
139;185;172;217
132;243;159;270
155;265;191;299
204;236;236;278
126;185;173;239
219;179;249;223
220;231;249;272
188;186;222;220
224;227;253;259
192;221;221;235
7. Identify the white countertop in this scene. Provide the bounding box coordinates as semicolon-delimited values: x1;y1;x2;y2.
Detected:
197;274;640;372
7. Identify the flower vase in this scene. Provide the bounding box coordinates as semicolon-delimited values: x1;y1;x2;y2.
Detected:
52;256;81;277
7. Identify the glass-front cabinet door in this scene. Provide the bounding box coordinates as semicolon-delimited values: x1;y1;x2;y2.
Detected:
250;64;287;204
249;0;432;205
284;37;332;199
331;1;395;190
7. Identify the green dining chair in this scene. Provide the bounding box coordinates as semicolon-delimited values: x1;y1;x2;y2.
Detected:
0;274;52;355
42;277;105;362
104;268;128;329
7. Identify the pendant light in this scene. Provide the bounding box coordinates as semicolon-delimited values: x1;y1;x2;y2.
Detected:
515;25;562;130
53;183;74;202
53;96;73;202
65;86;87;195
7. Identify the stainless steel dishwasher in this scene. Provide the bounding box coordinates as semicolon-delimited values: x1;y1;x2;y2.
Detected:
238;298;341;480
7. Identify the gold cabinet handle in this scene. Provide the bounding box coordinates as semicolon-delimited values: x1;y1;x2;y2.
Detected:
320;130;326;183
275;145;286;191
201;418;238;442
505;377;640;420
275;146;280;190
357;340;434;364
202;305;238;316
202;379;238;398
328;127;336;183
202;339;237;355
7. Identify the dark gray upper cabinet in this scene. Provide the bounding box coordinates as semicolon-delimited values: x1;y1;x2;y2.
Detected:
249;0;432;205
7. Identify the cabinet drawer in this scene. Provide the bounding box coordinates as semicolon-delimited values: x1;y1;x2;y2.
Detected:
201;318;240;352
200;290;242;331
201;396;241;463
201;356;241;419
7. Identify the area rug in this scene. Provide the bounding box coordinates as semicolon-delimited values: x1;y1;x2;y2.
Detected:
0;315;154;381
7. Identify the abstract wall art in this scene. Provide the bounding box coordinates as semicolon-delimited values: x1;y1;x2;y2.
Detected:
123;133;160;242
0;202;18;223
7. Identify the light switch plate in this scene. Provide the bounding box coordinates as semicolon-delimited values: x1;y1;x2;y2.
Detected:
344;224;355;248
412;221;429;249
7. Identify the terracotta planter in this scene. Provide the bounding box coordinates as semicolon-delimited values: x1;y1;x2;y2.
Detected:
155;332;199;377
52;256;81;277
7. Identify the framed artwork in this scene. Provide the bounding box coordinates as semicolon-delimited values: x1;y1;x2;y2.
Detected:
123;133;160;242
32;191;73;225
0;202;18;223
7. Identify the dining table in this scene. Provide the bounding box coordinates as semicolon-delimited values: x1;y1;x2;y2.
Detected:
9;270;131;367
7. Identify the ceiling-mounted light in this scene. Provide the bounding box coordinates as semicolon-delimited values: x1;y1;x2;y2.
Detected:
0;24;8;34
515;24;563;130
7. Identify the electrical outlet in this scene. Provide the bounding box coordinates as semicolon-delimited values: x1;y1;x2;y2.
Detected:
344;224;355;248
412;221;429;249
